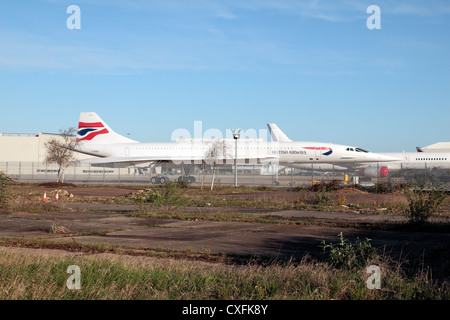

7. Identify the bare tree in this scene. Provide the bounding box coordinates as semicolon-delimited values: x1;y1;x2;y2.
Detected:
205;140;229;191
44;128;77;183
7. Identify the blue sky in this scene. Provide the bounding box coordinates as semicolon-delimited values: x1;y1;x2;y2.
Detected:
0;0;449;152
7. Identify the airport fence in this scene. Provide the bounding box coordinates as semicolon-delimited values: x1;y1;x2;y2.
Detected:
0;161;448;189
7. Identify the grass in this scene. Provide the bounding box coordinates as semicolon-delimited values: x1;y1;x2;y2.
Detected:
7;200;61;214
8;182;448;218
49;222;70;234
404;179;448;225
0;246;448;300
1;183;449;300
0;237;230;264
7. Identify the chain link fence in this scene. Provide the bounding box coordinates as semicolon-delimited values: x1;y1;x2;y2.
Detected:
0;161;448;189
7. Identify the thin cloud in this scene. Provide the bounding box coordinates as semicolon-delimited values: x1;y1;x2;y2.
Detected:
389;3;433;16
1;1;447;74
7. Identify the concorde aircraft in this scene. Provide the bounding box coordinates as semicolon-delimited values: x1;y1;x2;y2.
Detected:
268;123;450;178
74;113;399;183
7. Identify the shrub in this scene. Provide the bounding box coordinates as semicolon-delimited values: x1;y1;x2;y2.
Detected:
337;195;346;205
404;175;447;225
136;182;190;208
313;192;334;206
0;172;12;208
321;232;379;270
310;180;341;192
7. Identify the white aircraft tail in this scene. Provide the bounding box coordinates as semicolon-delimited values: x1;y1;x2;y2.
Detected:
267;123;292;142
77;112;137;144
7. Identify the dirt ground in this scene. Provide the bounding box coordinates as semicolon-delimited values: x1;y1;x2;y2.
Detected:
1;183;449;277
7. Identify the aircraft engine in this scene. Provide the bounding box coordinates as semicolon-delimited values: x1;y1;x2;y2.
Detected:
360;166;389;178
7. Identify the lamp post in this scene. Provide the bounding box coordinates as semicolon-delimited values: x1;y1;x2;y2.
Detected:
231;129;241;188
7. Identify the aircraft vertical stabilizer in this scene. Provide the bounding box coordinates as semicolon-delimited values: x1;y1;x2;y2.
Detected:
77;112;138;144
267;123;292;142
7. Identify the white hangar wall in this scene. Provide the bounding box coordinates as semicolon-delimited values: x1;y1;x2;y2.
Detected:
421;142;450;153
0;132;88;162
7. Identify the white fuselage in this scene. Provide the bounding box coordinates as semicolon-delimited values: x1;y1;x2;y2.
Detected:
291;152;450;172
364;152;450;171
76;139;399;166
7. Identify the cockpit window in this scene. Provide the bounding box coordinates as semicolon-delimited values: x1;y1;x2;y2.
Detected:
355;148;369;153
346;147;355;151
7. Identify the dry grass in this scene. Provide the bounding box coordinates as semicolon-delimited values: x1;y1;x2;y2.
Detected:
49;223;71;234
0;247;448;300
1;183;449;300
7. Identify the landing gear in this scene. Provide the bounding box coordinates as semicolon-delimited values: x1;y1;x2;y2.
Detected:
178;175;196;184
150;175;169;184
178;164;196;184
272;169;280;186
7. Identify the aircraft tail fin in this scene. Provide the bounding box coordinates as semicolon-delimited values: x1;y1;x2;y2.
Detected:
267;123;292;142
77;112;138;144
416;146;423;152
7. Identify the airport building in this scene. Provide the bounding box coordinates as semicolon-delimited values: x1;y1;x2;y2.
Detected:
420;142;450;153
0;132;97;182
0;132;89;162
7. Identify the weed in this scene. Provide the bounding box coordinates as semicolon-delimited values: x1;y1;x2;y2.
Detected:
321;232;379;270
337;195;346;205
49;223;70;234
404;175;448;225
0;172;13;208
313;192;334;206
310;180;341;192
131;182;191;209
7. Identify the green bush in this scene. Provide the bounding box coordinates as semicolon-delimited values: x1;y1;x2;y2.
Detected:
404;175;447;225
321;232;379;270
313;192;334;206
137;182;190;208
0;172;12;208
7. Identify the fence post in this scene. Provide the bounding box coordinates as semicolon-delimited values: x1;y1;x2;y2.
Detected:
376;162;379;192
253;164;255;187
400;162;403;185
290;165;293;186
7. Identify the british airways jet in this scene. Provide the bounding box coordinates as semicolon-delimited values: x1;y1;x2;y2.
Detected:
74;113;399;182
358;152;450;178
268;123;450;179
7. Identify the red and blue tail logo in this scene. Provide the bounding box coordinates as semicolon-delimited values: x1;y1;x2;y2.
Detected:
77;122;109;141
303;147;333;156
